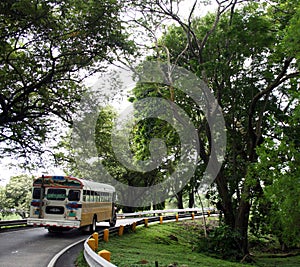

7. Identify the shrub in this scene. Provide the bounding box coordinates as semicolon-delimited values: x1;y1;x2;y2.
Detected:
196;224;244;260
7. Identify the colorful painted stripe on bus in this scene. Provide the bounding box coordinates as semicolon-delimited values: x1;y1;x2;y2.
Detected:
66;202;82;210
33;176;82;188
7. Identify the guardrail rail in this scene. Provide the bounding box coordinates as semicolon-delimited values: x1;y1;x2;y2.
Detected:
0;219;27;229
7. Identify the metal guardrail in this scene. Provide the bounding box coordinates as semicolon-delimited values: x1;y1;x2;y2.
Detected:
116;207;214;218
0;219;27;228
0;207;215;229
84;238;117;267
84;209;216;267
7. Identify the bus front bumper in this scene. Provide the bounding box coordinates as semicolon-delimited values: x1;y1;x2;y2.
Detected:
27;218;81;229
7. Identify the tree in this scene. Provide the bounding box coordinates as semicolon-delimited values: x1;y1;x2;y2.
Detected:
129;81;206;209
127;0;300;258
249;91;300;250
4;174;33;218
66;104;166;212
0;185;7;217
0;0;134;160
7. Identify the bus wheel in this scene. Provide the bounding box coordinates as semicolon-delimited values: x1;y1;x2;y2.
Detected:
109;213;117;227
90;216;97;233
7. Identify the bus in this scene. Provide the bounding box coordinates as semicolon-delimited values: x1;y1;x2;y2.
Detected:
27;175;117;232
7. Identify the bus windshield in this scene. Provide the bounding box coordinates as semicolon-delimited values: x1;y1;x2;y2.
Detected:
46;188;66;200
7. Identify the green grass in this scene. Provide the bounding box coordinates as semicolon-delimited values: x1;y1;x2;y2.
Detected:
77;220;300;267
254;255;300;267
76;251;89;267
96;221;250;267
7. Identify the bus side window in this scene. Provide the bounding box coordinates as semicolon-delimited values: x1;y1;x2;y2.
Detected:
86;190;91;202
100;192;107;202
95;192;99;202
68;190;80;201
83;190;87;202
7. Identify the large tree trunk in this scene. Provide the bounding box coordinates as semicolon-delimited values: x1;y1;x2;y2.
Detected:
215;171;235;228
188;188;195;208
176;190;184;209
215;170;251;256
235;198;251;255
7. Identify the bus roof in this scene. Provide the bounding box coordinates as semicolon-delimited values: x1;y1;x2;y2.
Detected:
78;178;115;193
33;176;115;192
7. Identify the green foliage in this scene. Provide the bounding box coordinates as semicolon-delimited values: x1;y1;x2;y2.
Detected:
129;0;300;255
249;92;300;249
59;1;299;254
75;251;89;267
0;186;7;216
60;104;163;211
196;224;244;260
129;79;206;208
92;222;247;267
0;0;134;160
77;219;300;266
94;106;170;210
0;213;22;220
283;4;300;63
1;174;33;218
250;140;300;248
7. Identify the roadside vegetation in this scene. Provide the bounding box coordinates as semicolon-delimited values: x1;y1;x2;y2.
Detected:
76;219;300;267
0;213;21;221
1;0;299;263
0;175;32;219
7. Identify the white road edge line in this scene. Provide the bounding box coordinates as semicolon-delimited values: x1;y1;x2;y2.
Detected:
47;238;86;267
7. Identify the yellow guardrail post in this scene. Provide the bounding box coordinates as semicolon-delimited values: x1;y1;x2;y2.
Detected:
144;218;148;227
98;249;111;262
92;232;99;250
175;213;179;222
191;212;195;220
132;221;137;232
88;238;96;251
160;216;163;224
118;225;124;236
103;228;109;242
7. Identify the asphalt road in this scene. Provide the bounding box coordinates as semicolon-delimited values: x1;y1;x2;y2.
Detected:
0;218;142;267
55;218;145;267
0;227;89;267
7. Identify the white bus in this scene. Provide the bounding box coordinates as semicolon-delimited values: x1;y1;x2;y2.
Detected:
27;175;117;232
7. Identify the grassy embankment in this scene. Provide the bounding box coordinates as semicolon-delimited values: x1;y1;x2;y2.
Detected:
76;218;300;267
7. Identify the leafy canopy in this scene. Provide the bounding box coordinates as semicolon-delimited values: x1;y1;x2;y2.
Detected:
0;0;134;159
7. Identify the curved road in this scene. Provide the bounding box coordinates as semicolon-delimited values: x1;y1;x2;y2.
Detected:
0;218;141;267
0;227;89;267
